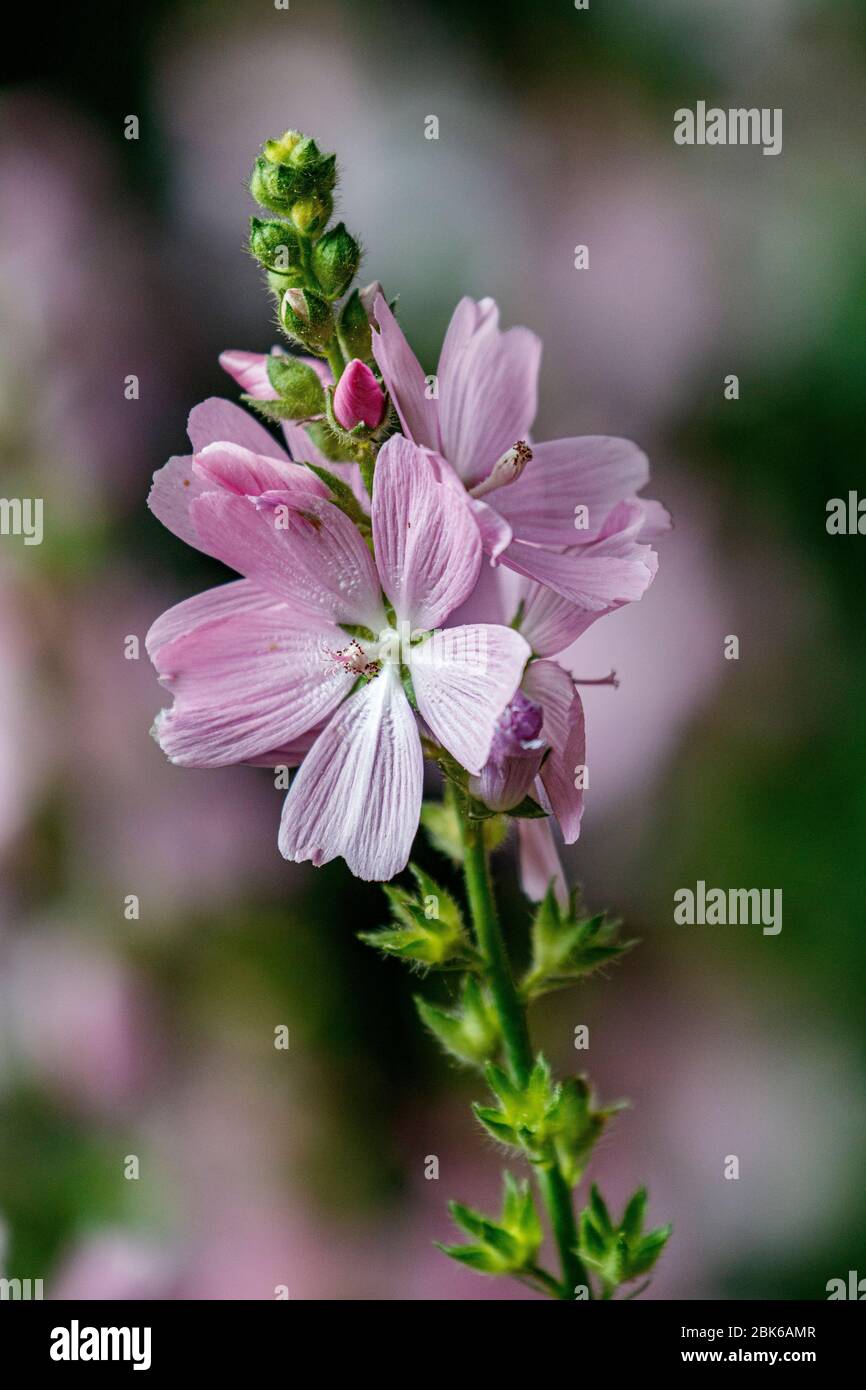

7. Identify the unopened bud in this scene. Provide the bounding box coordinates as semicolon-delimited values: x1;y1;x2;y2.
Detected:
249;217;303;276
290;192;333;238
265;355;326;416
333;359;386;430
281;288;335;352
311;222;361;299
249;131;337;215
262;130;305;164
469;441;532;499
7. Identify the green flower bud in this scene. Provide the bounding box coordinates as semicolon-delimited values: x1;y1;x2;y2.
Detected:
248;217;302;275
338;289;374;361
266;268;305;295
249;156;301;214
281;134;322;167
289;192;333;238
280;287;335;352
265;355;325;416
310;222;361;300
438;1174;543;1277
262;129;305;164
249;134;337;214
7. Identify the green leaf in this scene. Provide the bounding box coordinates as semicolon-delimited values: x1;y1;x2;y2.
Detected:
304;463;370;527
414;977;499;1067
305;420;358;463
474;1054;562;1161
523;887;636;1000
472;1104;519;1147
504;794;549;820
361;869;473;968
621;1186;648;1241
420;796;464;866
435;1243;503;1274
589;1183;613;1238
576;1185;671;1296
241;393;309;424
266;354;326;413
629;1225;673;1277
550;1076;624;1186
407;864;463;939
438;1174;544;1277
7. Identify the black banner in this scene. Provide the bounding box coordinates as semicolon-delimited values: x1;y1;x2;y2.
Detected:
0;1298;861;1374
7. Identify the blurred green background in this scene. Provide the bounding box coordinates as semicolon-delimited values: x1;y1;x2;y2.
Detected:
0;0;864;1298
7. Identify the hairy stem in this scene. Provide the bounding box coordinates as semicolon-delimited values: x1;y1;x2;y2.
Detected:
461;817;532;1083
325;339;346;384
460;813;587;1298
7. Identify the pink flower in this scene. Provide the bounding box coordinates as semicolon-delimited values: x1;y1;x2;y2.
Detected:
455;548;628;908
466;653;586;909
147;393;330;558
332;358;386;429
469;661;585;832
371;294;666;630
219;349;368;504
148;431;529;880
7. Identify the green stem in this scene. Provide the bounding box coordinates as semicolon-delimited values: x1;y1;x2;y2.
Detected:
325;339;346;384
460;813;587;1298
461;816;531;1083
535;1165;584;1298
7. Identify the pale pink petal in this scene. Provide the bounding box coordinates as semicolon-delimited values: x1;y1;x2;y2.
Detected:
191;490;386;630
411;624;530;775
278;664;423;880
501;538;656;617
592;497;647;546
638;497;673;540
523;660;585;843
371;295;440;450
470;497;514;562
193;442;327;499
518;817;568;907
152;606;352;767
437;298;541;485
492;436;650;545
146;579;274;661
147;454;211;551
372;435;481;629
514;580;597;658
219;350;274;399
468;744;542;812
187;397;288;461
436;296;499;380
244;723;326;768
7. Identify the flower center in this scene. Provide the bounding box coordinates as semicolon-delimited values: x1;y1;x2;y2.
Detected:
328;638;381;678
469;441;533;500
490;690;545;761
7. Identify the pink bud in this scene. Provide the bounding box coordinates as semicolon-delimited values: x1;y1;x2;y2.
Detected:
333;359;386;430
